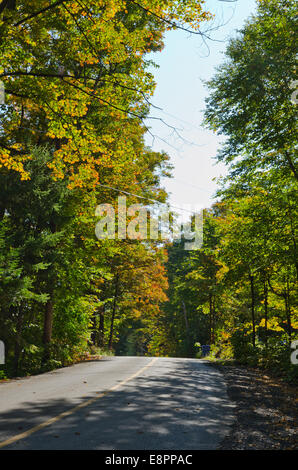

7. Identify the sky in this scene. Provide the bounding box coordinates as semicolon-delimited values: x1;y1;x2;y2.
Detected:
144;0;257;215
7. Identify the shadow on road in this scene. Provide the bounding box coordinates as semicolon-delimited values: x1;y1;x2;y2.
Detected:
0;359;235;450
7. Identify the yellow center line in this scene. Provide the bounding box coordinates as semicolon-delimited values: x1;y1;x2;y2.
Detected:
0;357;158;449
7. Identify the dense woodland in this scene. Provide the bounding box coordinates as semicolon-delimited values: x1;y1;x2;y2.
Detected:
0;0;297;382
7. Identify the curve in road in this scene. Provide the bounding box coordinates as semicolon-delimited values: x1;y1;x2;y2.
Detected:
0;356;235;450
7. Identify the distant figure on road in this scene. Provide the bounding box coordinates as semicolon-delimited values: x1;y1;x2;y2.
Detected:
201;345;210;357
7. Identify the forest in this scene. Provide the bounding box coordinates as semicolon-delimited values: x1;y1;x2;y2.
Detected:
0;0;297;383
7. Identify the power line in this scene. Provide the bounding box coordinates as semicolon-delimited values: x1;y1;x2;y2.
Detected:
165;177;213;194
96;183;202;215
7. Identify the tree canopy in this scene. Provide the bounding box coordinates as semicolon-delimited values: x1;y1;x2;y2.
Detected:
0;0;297;384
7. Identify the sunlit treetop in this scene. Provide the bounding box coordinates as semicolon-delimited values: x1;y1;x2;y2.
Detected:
0;0;212;187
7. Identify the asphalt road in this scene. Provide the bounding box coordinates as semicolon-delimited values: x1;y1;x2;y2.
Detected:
0;356;235;450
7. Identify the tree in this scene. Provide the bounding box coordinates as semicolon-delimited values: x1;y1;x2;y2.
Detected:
204;0;297;182
0;0;212;187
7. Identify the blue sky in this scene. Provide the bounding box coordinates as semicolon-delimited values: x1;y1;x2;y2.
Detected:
144;0;257;213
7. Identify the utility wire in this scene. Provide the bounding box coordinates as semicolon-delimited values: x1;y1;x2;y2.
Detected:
96;183;202;215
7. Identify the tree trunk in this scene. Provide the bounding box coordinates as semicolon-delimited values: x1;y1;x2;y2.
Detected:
264;280;268;348
288;207;298;281
212;296;216;344
13;309;23;376
209;294;213;344
182;300;192;355
98;307;105;348
0;0;16;14
285;278;292;343
42;299;54;363
284;151;298;181
108;275;119;351
90;312;98;346
182;301;189;333
249;274;256;348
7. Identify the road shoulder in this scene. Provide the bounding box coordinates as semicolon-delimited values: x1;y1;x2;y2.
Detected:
210;362;298;450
